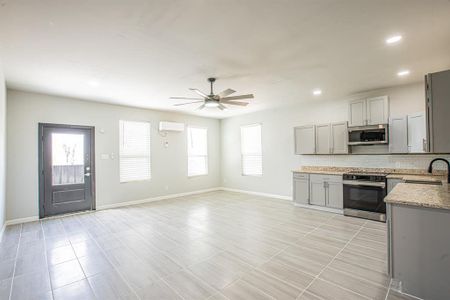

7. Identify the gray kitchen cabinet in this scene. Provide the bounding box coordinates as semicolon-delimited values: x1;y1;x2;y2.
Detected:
387;178;404;194
348;99;366;127
309;174;343;208
407;112;426;153
389;116;408;153
294;125;315;154
326;181;343;208
425;69;450;153
366;96;389;125
348;96;389;127
293;173;309;205
330;122;348;154
315;124;331;154
310;177;326;206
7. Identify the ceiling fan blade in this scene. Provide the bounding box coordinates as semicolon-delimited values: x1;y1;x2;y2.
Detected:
218;104;227;110
220;101;248;106
174;101;204;106
169;97;203;100
221;94;254;101
189;88;211;99
197;104;206;110
218;88;236;98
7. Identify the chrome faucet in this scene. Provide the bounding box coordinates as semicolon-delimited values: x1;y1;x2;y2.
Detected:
428;158;450;183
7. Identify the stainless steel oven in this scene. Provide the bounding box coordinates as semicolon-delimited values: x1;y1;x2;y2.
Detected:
348;124;388;145
343;173;387;222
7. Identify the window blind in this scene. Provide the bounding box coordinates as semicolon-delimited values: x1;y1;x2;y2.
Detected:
119;120;151;182
241;124;262;176
187;127;208;176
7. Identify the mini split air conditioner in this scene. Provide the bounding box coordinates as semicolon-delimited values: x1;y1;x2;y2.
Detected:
159;121;185;132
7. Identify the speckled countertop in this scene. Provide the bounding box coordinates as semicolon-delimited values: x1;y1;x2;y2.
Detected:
292;166;446;177
385;183;450;210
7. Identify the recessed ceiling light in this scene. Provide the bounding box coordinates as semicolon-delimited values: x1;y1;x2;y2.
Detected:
386;35;402;44
88;80;100;87
312;89;322;96
397;70;410;77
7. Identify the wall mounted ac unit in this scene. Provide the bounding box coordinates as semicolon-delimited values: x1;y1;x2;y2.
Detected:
159;121;185;132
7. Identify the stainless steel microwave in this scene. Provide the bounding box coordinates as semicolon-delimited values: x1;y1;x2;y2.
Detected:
348;124;388;145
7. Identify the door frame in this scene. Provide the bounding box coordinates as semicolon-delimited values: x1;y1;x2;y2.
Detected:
38;123;96;218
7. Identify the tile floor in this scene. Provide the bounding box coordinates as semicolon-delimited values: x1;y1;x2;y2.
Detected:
0;191;415;300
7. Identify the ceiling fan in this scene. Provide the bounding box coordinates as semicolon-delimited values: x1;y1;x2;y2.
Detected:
170;77;254;110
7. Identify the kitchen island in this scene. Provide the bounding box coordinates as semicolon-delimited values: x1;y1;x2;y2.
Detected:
385;183;450;300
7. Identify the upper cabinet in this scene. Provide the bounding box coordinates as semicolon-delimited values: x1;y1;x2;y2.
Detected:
389;112;426;154
330;122;348;154
348;99;366;127
315;124;331;154
349;96;389;127
294;125;315;154
407;113;426;153
295;122;348;154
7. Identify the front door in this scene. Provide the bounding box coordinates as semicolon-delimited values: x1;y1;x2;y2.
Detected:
39;124;95;218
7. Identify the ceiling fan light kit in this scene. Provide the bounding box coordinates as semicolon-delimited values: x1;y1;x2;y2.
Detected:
170;77;255;110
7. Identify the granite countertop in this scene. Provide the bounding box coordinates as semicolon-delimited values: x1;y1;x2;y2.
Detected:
386;173;445;183
385;183;450;210
293;166;446;177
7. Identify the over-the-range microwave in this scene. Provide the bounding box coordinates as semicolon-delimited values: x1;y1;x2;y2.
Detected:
347;124;389;145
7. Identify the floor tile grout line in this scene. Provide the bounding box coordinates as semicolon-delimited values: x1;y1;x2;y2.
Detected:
7;223;22;300
296;221;377;300
74;215;142;300
39;220;56;298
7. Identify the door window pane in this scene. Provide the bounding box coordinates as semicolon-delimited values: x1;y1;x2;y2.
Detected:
52;133;84;185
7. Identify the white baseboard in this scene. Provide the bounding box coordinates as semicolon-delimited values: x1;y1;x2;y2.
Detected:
96;187;222;210
219;187;292;201
5;215;39;226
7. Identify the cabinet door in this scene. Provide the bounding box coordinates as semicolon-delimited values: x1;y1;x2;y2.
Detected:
367;96;389;125
389;116;408;153
326;182;343;209
310;181;326;206
331;122;348;154
407;112;426;153
294;125;316;154
315;124;331;154
293;179;309;205
348;99;366;127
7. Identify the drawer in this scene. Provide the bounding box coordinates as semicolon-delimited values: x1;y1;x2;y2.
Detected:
293;173;309;180
310;174;343;183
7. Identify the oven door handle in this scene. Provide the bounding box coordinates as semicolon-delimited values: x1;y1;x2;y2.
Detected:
343;180;386;188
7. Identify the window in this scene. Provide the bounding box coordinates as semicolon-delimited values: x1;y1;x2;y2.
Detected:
241;124;262;176
119;120;151;182
187;126;208;176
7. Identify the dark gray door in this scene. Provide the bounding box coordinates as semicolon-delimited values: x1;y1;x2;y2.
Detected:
39;124;95;218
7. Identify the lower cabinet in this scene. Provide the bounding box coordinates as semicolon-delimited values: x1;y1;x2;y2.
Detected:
309;174;343;209
293;173;309;205
293;173;344;210
310;180;326;206
327;181;343;208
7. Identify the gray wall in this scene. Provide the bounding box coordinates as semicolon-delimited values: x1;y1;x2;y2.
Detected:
0;63;5;227
6;90;221;221
221;83;450;197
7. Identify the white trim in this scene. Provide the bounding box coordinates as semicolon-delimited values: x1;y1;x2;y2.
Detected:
4;188;222;226
5;216;39;226
0;223;5;241
294;203;343;214
97;187;222;210
219;187;292;201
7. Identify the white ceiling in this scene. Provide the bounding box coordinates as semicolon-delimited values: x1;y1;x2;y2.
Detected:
0;0;449;119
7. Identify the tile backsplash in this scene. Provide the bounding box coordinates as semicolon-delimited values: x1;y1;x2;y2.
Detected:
299;154;450;171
